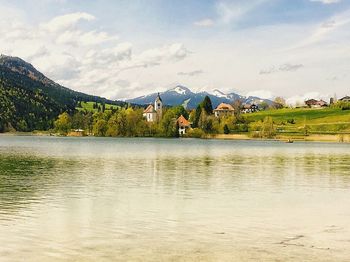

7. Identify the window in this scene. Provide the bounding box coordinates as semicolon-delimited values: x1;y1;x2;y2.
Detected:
158;103;161;107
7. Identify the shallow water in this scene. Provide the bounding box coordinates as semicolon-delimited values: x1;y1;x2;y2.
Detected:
0;136;350;261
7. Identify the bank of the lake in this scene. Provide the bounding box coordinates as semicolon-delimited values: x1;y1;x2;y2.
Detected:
2;131;350;143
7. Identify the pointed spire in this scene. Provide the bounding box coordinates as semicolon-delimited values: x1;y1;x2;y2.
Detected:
156;92;162;102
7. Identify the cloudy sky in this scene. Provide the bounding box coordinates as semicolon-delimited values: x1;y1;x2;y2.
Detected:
0;0;349;103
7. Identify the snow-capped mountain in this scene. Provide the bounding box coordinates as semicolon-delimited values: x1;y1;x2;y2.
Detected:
126;85;273;109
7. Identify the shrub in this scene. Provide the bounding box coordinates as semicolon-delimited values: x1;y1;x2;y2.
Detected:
187;128;205;138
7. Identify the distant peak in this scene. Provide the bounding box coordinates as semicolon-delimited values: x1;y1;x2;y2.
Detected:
170;85;190;95
212;89;229;99
0;54;27;63
0;54;53;85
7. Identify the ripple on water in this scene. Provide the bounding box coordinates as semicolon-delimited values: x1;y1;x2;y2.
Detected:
0;136;350;261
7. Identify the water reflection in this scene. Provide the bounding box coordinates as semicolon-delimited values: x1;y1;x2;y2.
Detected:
0;136;350;261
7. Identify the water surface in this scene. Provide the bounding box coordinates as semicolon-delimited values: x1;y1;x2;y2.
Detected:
0;136;350;261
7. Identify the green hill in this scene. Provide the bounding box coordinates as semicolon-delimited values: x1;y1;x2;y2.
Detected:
0;55;126;132
244;107;350;134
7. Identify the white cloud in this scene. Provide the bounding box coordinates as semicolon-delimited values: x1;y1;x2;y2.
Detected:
260;63;304;74
246;90;274;99
41;12;95;32
286;92;331;107
1;3;350;101
194;19;214;27
0;9;191;99
178;70;204;76
290;10;350;49
310;0;341;4
134;43;190;68
216;0;269;24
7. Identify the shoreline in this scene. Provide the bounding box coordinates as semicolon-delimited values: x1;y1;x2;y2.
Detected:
210;133;350;143
1;132;349;143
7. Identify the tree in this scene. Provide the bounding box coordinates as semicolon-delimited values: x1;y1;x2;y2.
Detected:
72;111;86;129
116;109;128;136
160;109;177;137
172;106;189;119
106;115;118;137
274;97;286;108
192;104;202;128
93;119;107;136
54;112;71;134
233;99;243;118
224;124;230;134
198;110;214;133
17;120;28;132
261;116;276;138
175;121;180;138
260;102;269;110
201;96;213;115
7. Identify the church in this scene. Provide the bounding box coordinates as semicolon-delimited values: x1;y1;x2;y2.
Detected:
143;93;163;122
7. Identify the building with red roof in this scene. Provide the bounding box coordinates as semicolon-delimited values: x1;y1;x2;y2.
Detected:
177;115;191;135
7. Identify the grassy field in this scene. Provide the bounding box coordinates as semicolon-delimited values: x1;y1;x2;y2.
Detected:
76;102;120;112
244;107;350;134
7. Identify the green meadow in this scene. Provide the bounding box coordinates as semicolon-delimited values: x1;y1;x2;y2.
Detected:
244;107;350;134
76;101;120;112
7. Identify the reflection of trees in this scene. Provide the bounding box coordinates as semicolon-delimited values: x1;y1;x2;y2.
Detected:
0;154;78;216
1;147;350;220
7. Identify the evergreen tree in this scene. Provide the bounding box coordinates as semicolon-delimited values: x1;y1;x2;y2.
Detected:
201;96;213;115
193;104;202;128
175;121;180;138
224;124;230;134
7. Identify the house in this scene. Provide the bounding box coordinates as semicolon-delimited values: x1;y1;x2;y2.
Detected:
241;104;259;113
143;104;157;122
68;129;85;137
177;115;191;135
213;103;235;118
340;96;350;102
305;99;328;108
143;93;163;122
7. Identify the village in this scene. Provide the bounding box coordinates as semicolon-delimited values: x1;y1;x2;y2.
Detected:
141;93;350;136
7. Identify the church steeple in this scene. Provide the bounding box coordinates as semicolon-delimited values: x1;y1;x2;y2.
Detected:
154;93;163;121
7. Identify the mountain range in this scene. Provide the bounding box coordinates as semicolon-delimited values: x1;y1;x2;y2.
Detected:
126;85;273;109
0;54;273;132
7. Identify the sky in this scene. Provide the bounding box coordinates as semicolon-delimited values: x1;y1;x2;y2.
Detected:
0;0;350;104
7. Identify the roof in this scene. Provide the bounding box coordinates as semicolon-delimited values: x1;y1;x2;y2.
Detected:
305;99;328;106
305;99;319;104
177;115;190;127
214;103;234;111
340;96;350;101
143;104;156;114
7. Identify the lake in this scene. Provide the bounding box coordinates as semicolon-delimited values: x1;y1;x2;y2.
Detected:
0;136;350;261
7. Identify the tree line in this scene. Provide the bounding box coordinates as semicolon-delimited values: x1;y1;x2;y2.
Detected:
54;96;261;138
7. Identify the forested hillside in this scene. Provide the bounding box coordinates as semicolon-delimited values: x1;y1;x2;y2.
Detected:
0;55;126;132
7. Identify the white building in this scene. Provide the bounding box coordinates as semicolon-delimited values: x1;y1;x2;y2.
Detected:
213;103;235;118
143;93;163;122
177;115;191;135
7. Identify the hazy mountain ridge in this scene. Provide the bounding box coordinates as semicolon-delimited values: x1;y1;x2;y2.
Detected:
126;85;273;109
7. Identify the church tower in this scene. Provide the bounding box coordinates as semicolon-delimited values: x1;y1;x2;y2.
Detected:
154;93;163;121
